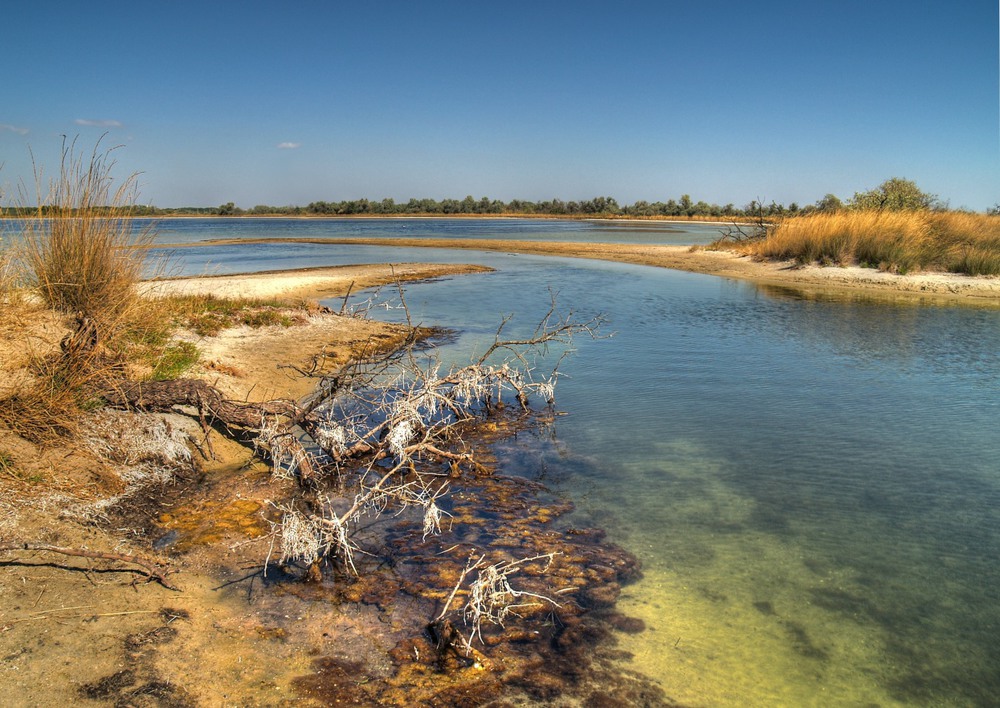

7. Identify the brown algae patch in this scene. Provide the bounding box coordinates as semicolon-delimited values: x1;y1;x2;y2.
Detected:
240;422;672;705
54;416;674;706
156;497;268;551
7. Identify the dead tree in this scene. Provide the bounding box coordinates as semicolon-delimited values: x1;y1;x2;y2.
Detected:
272;294;604;573
718;198;771;243
100;288;602;586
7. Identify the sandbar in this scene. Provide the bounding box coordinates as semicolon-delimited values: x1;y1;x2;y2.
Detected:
163;237;1000;307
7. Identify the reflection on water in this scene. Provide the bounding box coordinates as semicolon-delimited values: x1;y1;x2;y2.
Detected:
162;225;1000;707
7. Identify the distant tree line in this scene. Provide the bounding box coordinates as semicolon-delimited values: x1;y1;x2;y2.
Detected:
174;180;954;218
110;195;839;218
3;178;977;218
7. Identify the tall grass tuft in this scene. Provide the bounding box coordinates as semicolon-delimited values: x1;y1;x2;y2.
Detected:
0;215;25;321
0;139;177;441
736;210;1000;276
925;212;1000;276
0;234;14;315
17;137;159;339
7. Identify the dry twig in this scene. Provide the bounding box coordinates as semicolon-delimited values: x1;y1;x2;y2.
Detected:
0;542;179;590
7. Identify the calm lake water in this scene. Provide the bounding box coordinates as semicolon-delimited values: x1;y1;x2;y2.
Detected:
157;219;999;706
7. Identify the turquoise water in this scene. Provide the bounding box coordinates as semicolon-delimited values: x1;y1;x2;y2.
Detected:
157;220;1000;706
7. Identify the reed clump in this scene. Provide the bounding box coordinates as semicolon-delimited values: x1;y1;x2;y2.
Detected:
0;224;25;323
925;212;1000;276
1;136;309;440
737;210;1000;276
0;139;182;441
17;138;159;337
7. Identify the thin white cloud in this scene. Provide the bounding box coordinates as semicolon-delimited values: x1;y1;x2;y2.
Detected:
277;142;301;149
0;123;29;135
75;118;123;128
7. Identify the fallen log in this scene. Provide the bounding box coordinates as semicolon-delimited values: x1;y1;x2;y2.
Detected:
104;379;318;481
106;379;299;427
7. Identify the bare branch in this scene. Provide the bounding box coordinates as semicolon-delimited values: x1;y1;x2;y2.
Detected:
0;542;179;590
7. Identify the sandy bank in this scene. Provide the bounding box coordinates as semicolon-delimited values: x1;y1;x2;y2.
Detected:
167;237;1000;307
0;261;500;703
141;263;492;401
146;261;491;302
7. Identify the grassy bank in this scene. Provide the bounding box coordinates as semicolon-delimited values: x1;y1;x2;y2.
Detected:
0;141;315;442
733;211;1000;276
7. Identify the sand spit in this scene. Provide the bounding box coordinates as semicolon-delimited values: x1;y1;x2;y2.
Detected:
167;237;1000;307
146;262;492;302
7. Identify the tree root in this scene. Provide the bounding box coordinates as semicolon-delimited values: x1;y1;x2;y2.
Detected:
103;378;318;481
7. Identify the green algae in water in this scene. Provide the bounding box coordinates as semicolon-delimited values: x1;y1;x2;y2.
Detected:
558;437;1000;707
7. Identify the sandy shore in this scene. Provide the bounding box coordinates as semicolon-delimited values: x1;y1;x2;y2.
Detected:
0;259;662;705
146;262;491;402
0;262;496;704
146;261;491;302
166;237;1000;307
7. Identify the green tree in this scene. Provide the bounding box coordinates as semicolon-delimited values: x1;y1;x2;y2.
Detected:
814;194;844;212
375;198;397;214
849;178;939;211
690;200;712;216
307;201;334;214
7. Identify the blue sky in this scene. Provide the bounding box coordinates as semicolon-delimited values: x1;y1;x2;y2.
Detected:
2;1;997;210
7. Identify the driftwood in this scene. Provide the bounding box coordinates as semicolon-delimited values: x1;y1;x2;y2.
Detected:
106;379;299;428
0;542;179;590
104;379;318;480
428;618;494;671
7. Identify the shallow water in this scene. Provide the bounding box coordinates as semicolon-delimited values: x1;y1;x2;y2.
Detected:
157;219;1000;706
149;216;726;246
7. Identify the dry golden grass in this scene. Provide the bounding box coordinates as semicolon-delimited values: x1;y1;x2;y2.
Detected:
737;210;1000;275
924;212;1000;276
0;139;174;441
16;138;160;335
